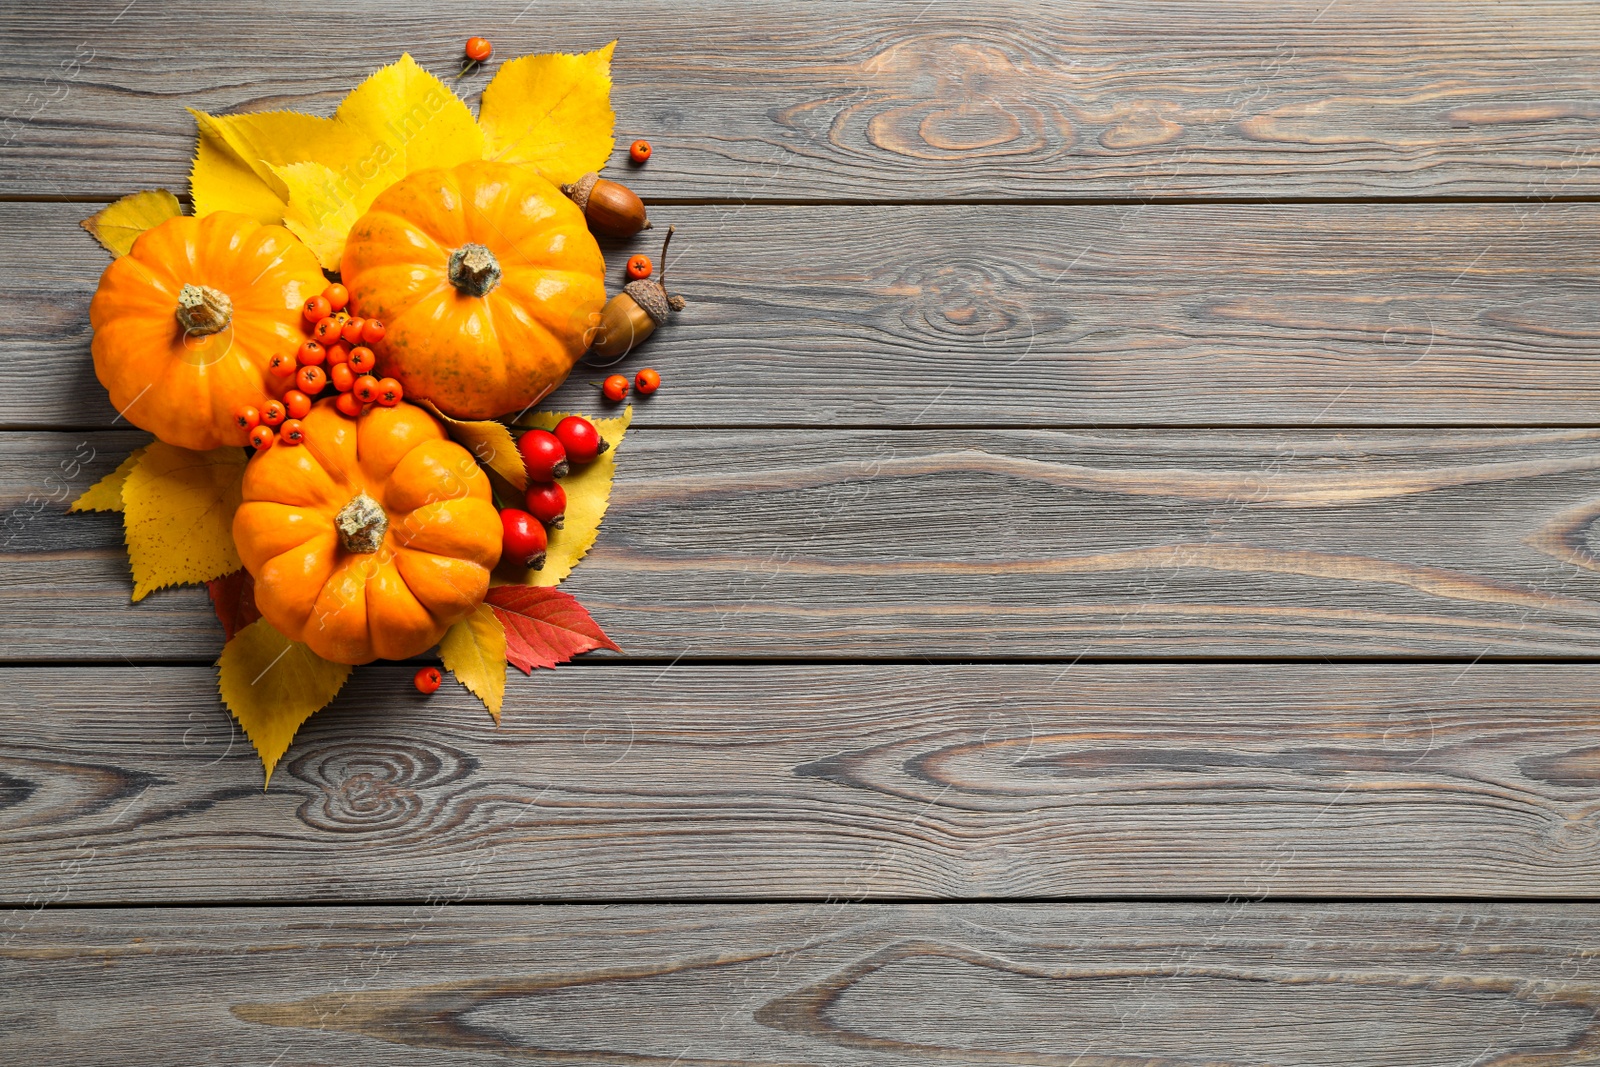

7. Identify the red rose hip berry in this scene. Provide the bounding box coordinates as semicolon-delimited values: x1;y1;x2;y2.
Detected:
516;429;569;481
500;508;548;570
525;481;567;528
554;415;608;463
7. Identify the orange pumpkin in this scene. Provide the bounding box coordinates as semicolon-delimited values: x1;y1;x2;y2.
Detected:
233;399;502;665
90;211;326;451
341;160;606;420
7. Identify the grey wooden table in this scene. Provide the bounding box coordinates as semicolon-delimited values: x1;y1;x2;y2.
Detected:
6;1;1600;1062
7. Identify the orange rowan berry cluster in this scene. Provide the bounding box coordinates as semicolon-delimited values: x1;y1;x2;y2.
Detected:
235;282;403;451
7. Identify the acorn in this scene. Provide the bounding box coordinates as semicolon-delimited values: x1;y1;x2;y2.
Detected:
589;227;686;362
562;172;651;237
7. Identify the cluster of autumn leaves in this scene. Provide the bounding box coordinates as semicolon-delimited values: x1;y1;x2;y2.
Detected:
72;45;634;782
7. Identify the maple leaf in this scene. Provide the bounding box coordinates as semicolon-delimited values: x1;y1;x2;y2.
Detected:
440;603;506;722
487;585;620;674
218;618;351;785
417;400;528;490
70;447;146;513
506;406;631;585
121;442;247;601
207;569;262;641
479;42;617;185
80;190;181;257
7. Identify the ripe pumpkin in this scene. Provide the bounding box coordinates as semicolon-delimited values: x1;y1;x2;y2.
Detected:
89;211;326;451
233;399;502;665
341;160;606;420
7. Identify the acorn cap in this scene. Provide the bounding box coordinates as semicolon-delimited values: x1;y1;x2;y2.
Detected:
623;280;674;325
561;172;599;212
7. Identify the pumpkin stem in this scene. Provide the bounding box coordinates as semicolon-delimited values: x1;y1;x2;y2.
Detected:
447;243;502;297
175;283;233;336
335;493;388;554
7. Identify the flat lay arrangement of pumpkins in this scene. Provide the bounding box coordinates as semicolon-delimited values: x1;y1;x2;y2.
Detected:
71;40;678;782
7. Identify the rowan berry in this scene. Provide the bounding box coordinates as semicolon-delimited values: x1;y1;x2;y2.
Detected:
414;665;442;694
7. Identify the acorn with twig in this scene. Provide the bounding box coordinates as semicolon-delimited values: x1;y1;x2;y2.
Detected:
589;226;685;361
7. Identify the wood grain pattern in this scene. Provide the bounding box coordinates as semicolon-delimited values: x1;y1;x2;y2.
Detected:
18;428;1600;661
5;663;1600;901
14;200;1600;428
9;903;1600;1064
5;1;1600;200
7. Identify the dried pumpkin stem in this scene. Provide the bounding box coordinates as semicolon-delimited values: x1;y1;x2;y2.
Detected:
335;493;388;554
174;283;233;336
447;243;502;297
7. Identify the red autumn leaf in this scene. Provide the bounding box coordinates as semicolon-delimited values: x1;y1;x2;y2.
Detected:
206;569;261;641
485;585;621;673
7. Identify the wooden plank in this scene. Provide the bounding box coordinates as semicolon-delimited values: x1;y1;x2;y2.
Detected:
4;663;1600;901
6;1;1600;200
14;200;1600;430
16;427;1600;661
8;903;1600;1064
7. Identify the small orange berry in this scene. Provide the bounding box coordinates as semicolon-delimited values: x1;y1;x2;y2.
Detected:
335;391;365;418
268;352;296;378
634;367;660;395
330;362;356;393
249;424;275;450
629;139;651;164
376;377;404;406
602;373;629;402
340;317;366;345
296;340;326;366
233;405;260;431
348;346;376;374
465;36;492;63
626;254;652;280
260;400;286;427
414;665;443;694
302;295;331;324
312;316;342;344
352;375;380;403
279;419;306;446
360;318;386;345
324;343;350;366
322;283;349;311
296;365;327;395
284;390;312;420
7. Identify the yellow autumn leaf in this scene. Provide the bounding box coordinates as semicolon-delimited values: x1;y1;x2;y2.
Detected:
80;190;181;257
218;618;352;784
122;441;247;601
440;604;506;722
70;447;147;513
479;41;617;184
278;54;484;267
417;400;528;490
505;406;631;586
189;108;344;223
